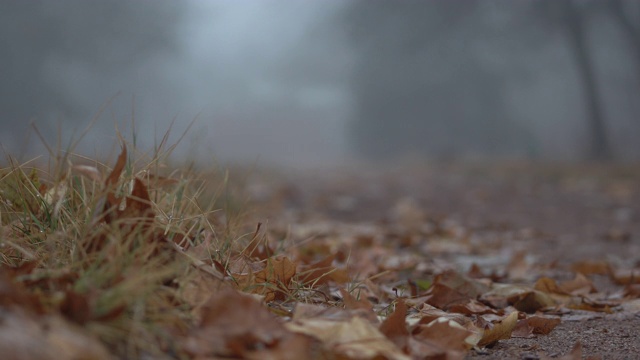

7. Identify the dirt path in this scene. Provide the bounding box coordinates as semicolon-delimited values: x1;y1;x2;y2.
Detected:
248;162;640;359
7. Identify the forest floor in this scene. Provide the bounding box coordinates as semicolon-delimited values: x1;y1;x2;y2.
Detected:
1;150;639;359
243;161;640;359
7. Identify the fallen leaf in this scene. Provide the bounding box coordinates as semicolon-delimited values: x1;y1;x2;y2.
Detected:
559;273;597;295
379;299;409;349
411;317;475;358
610;267;640;285
298;254;349;286
340;288;374;312
286;316;410;360
526;315;561;335
571;261;610;275
477;311;519;347
234;256;297;301
184;287;303;358
513;315;561;338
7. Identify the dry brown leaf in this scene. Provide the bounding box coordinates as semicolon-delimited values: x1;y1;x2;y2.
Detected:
415;303;469;326
340;288;374;313
379;299;409;349
425;283;473;310
298;254;349;286
534;277;570;295
448;299;501;315
571;260;610;275
433;270;490;299
105;144;127;189
285;316;410;360
559;273;597;295
234;256;296;302
411;318;475;358
512;315;561;338
510;290;558;313
184;287;302;358
610;267;640;285
526;315;561;335
477;311;519;347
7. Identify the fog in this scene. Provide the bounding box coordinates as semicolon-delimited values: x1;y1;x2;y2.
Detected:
1;0;639;167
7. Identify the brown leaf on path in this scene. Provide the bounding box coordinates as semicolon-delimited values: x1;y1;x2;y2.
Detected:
379;299;409;349
511;319;535;338
509;290;557;313
512;315;561;338
339;288;374;313
411;318;475;358
285;316;410;360
448;299;502;316
184;287;306;358
298;254;349;286
571;260;610;275
477;311;519;347
233;256;296;302
417;303;471;329
526;315;561;335
610;267;640;285
425;283;472;310
433;270;490;299
624;284;640;298
559;273;597;295
534;277;570;295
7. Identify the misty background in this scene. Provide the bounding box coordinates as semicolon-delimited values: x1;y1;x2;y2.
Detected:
1;0;640;167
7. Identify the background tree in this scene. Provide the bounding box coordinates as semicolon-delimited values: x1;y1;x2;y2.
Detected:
342;0;640;161
0;0;185;154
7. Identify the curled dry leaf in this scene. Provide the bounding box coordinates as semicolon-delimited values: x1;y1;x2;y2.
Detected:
477;311;519;347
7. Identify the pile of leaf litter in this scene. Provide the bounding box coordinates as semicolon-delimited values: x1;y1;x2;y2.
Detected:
1;143;639;360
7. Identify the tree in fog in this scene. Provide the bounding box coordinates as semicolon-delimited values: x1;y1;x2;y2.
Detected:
0;0;184;152
343;0;640;161
343;1;535;160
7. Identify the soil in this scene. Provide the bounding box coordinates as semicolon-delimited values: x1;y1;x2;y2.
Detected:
248;161;640;360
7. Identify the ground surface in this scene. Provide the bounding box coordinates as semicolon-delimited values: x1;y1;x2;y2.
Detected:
2;158;639;359
244;161;640;359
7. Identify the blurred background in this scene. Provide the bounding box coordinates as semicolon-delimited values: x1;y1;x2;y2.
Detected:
1;0;640;166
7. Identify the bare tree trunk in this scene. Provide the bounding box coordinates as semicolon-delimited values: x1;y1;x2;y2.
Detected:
562;0;611;160
608;0;640;61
